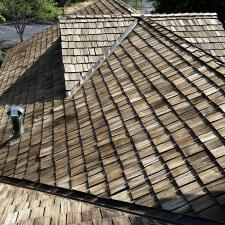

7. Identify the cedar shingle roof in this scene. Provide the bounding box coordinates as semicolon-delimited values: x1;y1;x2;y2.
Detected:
0;25;61;99
59;14;135;93
149;13;225;62
1;0;225;224
0;176;219;225
0;182;173;225
74;0;140;15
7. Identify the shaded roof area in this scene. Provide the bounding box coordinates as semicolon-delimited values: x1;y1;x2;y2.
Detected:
0;25;60;99
59;14;135;92
149;13;225;62
1;14;225;223
0;182;173;225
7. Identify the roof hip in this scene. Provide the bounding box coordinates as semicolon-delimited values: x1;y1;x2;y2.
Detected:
66;17;140;99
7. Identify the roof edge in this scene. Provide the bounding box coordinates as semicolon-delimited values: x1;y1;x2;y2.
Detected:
65;17;139;99
0;175;221;225
145;12;218;17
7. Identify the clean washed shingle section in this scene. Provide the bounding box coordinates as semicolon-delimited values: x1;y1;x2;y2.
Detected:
59;14;135;91
148;13;225;62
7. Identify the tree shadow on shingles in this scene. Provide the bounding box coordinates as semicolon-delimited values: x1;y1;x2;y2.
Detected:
0;39;65;106
0;136;14;148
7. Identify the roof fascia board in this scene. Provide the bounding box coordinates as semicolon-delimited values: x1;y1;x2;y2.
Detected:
66;17;139;99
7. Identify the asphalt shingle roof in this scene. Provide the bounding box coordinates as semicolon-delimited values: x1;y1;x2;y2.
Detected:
0;0;225;224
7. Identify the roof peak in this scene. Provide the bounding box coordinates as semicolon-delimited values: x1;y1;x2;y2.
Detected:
113;0;141;14
72;0;140;16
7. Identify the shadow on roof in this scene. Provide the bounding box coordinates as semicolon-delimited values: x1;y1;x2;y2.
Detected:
0;39;65;105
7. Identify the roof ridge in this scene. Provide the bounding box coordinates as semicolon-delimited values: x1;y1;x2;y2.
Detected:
146;12;218;17
113;0;141;14
59;14;134;19
68;0;141;15
66;0;96;14
0;176;221;225
142;17;225;76
65;17;139;99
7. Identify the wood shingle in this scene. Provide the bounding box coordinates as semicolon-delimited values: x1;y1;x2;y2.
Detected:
1;0;225;224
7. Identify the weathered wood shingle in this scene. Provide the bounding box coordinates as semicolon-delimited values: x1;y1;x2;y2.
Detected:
1;0;225;224
74;0;139;15
59;14;135;92
0;183;173;225
1;15;225;223
149;13;225;62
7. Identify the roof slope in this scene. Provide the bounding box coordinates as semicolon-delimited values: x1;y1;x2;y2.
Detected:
149;13;225;62
0;0;137;99
0;25;60;97
59;14;135;92
74;0;140;15
0;183;172;225
1;0;225;224
1;15;225;223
